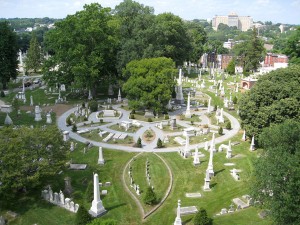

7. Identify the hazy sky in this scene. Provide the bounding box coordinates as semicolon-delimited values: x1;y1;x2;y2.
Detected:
1;0;299;24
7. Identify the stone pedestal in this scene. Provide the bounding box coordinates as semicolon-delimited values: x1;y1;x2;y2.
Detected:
34;106;42;121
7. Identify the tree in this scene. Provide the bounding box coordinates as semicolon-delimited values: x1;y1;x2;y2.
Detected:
25;33;43;73
0;21;18;89
136;137;142;148
193;208;213;225
226;59;235;75
43;3;118;96
150;13;192;66
233;28;265;74
251;120;300;224
225;121;232;130
143;186;157;205
122;57;176;112
283;27;300;65
239;65;300;138
89;100;98;112
75;206;92;225
156;138;163;148
185;21;207;64
0;126;69;198
87;218;117;225
218;126;223;135
72;124;78;132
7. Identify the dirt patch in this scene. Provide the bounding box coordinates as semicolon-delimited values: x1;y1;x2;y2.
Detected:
20;104;74;117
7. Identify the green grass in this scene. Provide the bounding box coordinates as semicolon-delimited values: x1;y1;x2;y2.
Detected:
125;153;170;213
108;124;140;133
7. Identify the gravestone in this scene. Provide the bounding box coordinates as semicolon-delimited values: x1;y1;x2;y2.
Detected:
46;113;52;124
174;200;182;225
4;113;13;125
89;173;106;217
34;106;42;121
98;147;105;165
64;177;73;195
170;118;177;130
63;131;70;142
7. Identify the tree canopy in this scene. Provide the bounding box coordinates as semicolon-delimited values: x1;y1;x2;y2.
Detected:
251;120;300;224
25;33;43;73
0;21;18;89
43;3;118;95
0;126;68;198
283;26;300;65
239;65;300;138
122;57;176;112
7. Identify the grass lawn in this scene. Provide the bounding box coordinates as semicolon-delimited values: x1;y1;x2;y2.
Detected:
108;124;140;133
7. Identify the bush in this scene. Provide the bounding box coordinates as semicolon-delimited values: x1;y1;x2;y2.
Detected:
100;119;103;123
82;102;86;108
213;105;217;111
66;116;72;126
143;186;157;205
87;218;118;225
136;137;142;148
75;206;92;225
131;109;135;114
72;124;78;132
157;138;163;148
204;100;208;107
193;208;213;225
147;118;153;122
218;126;223;135
226;121;232;130
89;100;98;112
0;90;5;97
233;96;238;104
83;116;88;121
164;114;169;119
130;114;135;119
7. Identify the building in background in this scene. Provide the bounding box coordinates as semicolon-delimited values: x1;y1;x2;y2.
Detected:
212;12;253;31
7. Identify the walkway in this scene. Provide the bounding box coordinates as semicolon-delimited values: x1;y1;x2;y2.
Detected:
57;104;240;153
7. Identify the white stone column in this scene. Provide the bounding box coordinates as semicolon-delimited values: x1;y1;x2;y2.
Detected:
184;135;190;158
98;147;105;165
46;113;52;124
242;130;246;141
207;134;215;177
250;136;255;151
185;92;191;118
174;200;182;225
118;88;122;102
226;140;232;159
89;173;106;217
193;146;200;165
34;105;42;121
63;131;70;142
207;98;211;113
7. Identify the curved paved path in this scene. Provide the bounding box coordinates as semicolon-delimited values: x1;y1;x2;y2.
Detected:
57;104;240;152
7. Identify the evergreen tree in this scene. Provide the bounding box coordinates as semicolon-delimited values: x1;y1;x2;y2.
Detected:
72;124;78;132
136;137;142;148
156;138;163;148
218;126;223;135
75;206;92;225
225;121;231;130
0;21;18;89
143;186;157;205
193;208;213;225
226;59;235;75
25;33;42;73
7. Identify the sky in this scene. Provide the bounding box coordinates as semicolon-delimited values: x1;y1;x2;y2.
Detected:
0;0;299;25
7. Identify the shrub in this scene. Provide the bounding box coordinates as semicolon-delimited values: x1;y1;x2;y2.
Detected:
204;100;208;107
72;124;78;132
143;186;157;205
164;114;169;119
130;114;135;119
0;90;5;97
233;96;238;104
147;118;153;122
226;121;232;130
193;208;213;225
89;100;98;112
83;116;88;121
213;105;217;111
131;109;135;114
75;206;92;225
82;102;85;108
218;126;223;135
157;138;163;148
66;116;72;126
136;137;142;148
100;119;103;123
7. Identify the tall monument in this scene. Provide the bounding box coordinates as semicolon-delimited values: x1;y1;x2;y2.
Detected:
175;69;184;104
89;173;106;217
185;92;191;118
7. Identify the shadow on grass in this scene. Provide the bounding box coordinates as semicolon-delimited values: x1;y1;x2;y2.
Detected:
214;168;225;176
210;183;217;189
105;203;127;211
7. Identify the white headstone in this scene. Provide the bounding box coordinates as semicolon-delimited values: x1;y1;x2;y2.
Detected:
46;113;52;124
63;131;70;142
98;147;105;165
30;95;33;106
4;113;13;125
118;88;122;102
242;130;246;141
193;147;200;165
34;106;42;121
250;136;255;151
89;173;106;217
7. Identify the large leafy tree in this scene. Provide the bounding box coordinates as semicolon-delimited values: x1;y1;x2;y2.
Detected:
122;57;176;112
43;3;118;96
114;0;155;75
283;26;300;65
251;120;300;224
239;65;300;138
25;33;43;73
151;13;192;66
233;28;265;74
0;21;18;89
0;126;68;198
185;21;207;64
